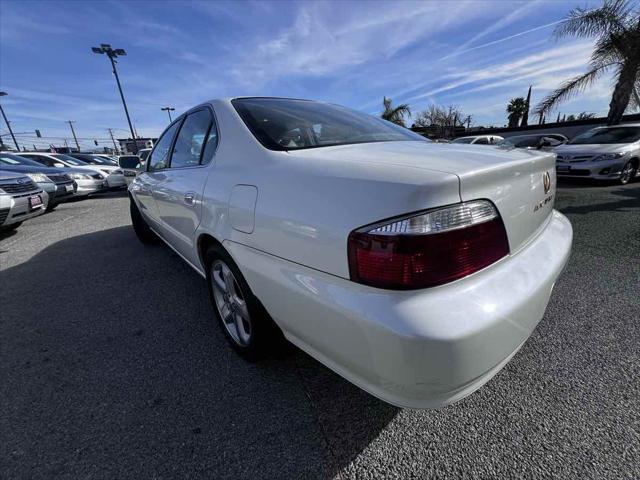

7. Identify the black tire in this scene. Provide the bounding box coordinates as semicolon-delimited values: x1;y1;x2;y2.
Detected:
205;244;280;361
620;160;636;185
129;197;158;244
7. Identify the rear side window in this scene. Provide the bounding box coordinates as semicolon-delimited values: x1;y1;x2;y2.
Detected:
474;138;489;145
170;109;217;168
149;121;181;171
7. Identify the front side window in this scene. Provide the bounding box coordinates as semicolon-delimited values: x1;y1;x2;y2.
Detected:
569;127;640;145
232;98;426;151
474;137;489;145
170;109;215;168
148;121;181;171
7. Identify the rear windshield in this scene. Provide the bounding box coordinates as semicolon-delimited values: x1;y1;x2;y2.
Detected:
569;127;640;144
232;98;427;151
0;153;41;165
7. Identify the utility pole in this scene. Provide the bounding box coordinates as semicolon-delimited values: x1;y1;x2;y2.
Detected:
107;128;119;153
67;121;80;151
161;106;175;122
92;44;138;153
0;91;19;150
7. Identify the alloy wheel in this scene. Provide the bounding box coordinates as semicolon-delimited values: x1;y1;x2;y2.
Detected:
211;260;252;346
620;161;635;184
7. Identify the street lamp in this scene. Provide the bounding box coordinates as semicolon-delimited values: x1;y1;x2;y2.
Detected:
0;91;20;150
91;44;138;153
161;106;175;122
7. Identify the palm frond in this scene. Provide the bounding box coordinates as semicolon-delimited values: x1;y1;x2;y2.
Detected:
590;35;625;68
534;67;609;116
554;0;631;40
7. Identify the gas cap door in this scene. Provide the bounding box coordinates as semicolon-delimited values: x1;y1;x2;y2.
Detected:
229;184;258;234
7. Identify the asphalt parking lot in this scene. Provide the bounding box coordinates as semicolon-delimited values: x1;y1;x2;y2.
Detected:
1;182;639;479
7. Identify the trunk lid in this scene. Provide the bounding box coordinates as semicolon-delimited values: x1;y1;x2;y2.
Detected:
289;141;556;253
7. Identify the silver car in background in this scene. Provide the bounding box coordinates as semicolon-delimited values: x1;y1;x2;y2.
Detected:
555;124;640;185
0;171;48;232
18;153;109;196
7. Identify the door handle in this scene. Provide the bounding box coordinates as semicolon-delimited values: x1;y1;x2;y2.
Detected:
184;192;196;206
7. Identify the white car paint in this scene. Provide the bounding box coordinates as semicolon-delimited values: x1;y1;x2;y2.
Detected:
130;98;572;409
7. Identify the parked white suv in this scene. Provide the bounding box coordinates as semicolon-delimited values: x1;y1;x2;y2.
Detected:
555;124;640;184
128;97;572;409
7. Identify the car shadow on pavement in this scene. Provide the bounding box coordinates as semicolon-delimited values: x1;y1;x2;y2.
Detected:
1;225;397;479
559;182;640;215
67;189;129;203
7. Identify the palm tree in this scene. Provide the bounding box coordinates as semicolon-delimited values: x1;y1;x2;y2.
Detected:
506;97;527;127
535;0;640;125
381;97;411;127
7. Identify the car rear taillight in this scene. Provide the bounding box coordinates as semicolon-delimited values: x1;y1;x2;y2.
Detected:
348;200;510;290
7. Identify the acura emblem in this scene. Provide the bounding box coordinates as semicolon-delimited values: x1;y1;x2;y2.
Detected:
543;171;551;194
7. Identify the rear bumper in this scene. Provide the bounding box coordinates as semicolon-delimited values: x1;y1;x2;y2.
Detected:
226;210;573;409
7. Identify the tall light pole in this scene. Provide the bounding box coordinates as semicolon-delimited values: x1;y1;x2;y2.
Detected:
161;106;175;122
0;91;19;150
67;120;80;151
91;44;138;153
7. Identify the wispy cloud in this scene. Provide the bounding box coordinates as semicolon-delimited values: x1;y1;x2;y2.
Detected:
410;42;594;101
451;0;542;55
231;1;487;83
440;19;567;61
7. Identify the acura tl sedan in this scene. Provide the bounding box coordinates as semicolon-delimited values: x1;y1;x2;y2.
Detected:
555;124;640;184
128;97;573;409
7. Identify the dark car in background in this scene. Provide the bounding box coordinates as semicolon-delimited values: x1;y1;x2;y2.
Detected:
0;152;75;211
501;133;568;151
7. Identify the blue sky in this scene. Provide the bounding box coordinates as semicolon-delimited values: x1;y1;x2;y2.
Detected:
0;0;613;150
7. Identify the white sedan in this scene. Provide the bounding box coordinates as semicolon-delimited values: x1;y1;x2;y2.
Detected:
129;97;572;409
